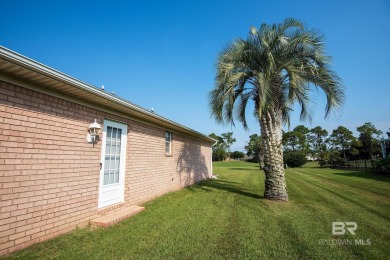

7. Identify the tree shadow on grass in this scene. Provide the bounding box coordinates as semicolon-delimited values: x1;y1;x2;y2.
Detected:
228;168;259;171
189;179;263;199
330;171;390;183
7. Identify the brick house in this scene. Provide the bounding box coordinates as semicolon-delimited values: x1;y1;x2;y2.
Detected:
0;46;215;255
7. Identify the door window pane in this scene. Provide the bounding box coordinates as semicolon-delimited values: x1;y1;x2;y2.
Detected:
103;172;109;185
103;126;122;185
114;171;119;183
112;128;117;142
106;127;112;143
109;171;114;183
109;155;115;170
115;142;120;155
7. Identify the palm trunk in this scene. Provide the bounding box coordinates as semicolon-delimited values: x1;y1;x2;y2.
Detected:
260;109;288;201
257;152;264;170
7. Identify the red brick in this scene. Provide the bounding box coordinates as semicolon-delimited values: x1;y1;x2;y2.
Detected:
1;87;15;96
1;216;16;227
0;224;10;233
0;205;17;213
8;232;25;241
16;224;32;233
0;240;14;251
11;114;28;121
4;159;22;165
15;235;32;246
10;211;27;221
16;213;33;221
31;230;45;240
0;228;15;238
0;141;17;148
4;118;21;126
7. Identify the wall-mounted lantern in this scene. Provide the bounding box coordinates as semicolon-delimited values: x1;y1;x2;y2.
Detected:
87;119;101;143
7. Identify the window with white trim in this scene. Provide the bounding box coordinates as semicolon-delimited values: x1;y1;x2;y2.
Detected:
165;131;172;154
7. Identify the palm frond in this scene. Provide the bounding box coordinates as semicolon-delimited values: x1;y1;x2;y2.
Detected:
209;18;345;129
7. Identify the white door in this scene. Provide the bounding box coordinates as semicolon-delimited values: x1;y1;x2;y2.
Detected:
98;119;127;208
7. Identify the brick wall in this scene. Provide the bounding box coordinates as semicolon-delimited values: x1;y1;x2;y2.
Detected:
0;80;211;255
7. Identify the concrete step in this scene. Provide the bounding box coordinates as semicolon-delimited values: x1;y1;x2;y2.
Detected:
91;205;145;227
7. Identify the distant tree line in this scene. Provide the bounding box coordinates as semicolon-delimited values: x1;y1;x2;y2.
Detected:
209;132;245;161
210;122;385;167
245;122;384;167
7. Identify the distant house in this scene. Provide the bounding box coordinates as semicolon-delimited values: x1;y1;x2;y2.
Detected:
380;130;390;159
305;153;318;161
0;46;215;255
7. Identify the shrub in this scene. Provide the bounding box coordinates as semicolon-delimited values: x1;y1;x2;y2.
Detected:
246;156;258;163
283;151;307;167
231;151;245;160
318;151;344;167
330;156;346;167
318;160;328;167
373;158;390;175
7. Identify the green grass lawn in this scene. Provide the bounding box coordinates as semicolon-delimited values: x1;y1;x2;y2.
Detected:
4;162;390;259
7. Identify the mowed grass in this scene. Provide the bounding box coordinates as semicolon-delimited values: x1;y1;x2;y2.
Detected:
4;162;390;259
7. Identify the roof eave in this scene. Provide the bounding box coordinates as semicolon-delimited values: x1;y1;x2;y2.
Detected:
0;46;215;144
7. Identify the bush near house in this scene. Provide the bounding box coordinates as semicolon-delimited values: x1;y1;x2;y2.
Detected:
283;151;307;167
373;158;390;175
231;151;245;160
318;151;345;168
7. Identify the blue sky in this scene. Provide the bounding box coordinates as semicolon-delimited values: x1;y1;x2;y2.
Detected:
2;0;390;151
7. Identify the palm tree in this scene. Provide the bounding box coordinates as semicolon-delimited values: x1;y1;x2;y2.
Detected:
209;18;344;201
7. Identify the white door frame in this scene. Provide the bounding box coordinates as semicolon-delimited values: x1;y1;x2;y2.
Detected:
98;119;127;209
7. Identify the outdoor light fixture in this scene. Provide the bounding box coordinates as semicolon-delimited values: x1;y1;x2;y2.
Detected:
87;119;101;143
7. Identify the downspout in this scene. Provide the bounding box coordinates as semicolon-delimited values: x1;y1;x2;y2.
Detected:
210;139;218;178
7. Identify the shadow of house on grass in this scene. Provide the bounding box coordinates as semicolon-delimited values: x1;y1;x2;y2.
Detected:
198;179;263;199
176;142;263;199
176;142;210;187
